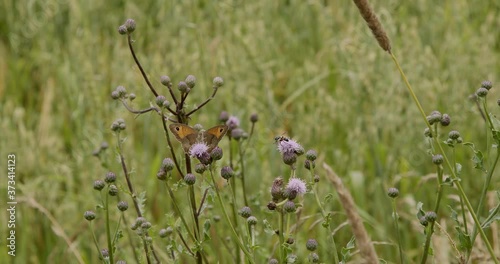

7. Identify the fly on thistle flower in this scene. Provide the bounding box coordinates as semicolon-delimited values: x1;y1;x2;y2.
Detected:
275;136;304;156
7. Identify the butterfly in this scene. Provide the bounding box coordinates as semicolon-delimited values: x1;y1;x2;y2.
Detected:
169;123;228;153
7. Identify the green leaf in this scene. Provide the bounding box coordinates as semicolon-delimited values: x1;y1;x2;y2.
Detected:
203;219;212;241
137;191;147;215
442;176;454;186
322;212;332;228
324;193;334;204
490;113;500;130
416;202;425;220
455;163;462;176
464;142;485;171
481;202;500;229
340;236;355;263
448;206;459;224
455;226;472;251
263;219;276;235
488;113;500;143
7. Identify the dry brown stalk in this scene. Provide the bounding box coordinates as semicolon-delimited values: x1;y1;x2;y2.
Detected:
323;162;379;264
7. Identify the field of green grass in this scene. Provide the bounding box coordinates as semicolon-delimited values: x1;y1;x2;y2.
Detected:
1;0;499;263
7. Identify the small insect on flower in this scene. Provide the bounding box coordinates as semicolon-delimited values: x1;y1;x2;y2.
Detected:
275;136;304;156
274;135;289;143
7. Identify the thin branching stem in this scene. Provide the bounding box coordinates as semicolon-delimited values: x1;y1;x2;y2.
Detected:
186;87;219;117
160;112;184;178
89;222;105;261
127;34;158;97
177;229;196;258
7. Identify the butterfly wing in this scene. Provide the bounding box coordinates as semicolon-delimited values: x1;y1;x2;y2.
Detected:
169;123;199;153
204;125;228;151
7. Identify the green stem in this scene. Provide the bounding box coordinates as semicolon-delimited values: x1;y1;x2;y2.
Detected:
228;178;241;263
279;210;285;263
310;168;339;264
238;141;249;206
420;222;435;264
89;222;105;262
391;199;404;264
209;169;255;263
163;180;197;243
432;165;444;214
104;189;114;264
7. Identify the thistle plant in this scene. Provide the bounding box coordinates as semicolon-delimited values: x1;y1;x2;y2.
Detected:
352;0;499;262
85;18;236;263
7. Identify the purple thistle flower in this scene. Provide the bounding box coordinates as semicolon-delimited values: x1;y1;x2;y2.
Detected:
277;138;304;155
285;178;307;196
189;143;209;158
226;116;240;130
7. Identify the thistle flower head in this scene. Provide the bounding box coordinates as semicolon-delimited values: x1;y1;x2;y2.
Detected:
219;111;229;122
285;178;307;196
481;80;493;90
231;128;246;140
213;76;224;88
271;177;284;201
476;87;488;97
124;19;136;33
226;116;240;130
93;180;105;191
277;138;304;156
189;143;212;164
189;143;209;158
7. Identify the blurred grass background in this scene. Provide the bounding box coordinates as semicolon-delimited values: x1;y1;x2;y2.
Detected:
1;0;499;263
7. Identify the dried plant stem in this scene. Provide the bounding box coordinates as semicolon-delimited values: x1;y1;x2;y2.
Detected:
21;197;86;264
323;163;379;264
